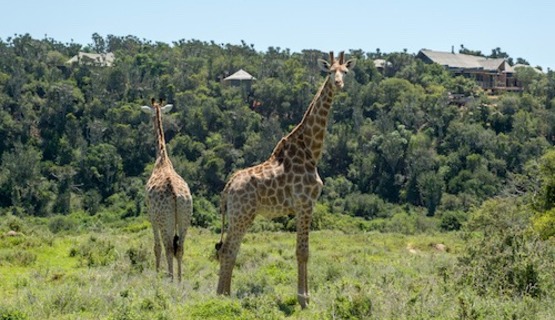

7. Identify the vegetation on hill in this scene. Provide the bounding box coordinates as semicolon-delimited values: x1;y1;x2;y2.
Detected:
1;33;554;227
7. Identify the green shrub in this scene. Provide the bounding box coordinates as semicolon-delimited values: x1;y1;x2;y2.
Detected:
0;250;37;266
2;215;25;233
184;299;246;320
70;235;116;267
458;198;548;297
48;215;77;234
344;192;390;219
389;212;417;234
0;307;28;320
330;293;373;319
532;207;555;240
122;220;149;233
440;210;465;231
192;196;218;228
126;243;150;273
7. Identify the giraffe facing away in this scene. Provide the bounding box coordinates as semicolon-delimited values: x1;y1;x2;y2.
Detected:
215;52;356;308
142;98;193;282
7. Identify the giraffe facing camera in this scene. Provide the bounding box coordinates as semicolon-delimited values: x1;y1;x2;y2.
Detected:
215;52;356;308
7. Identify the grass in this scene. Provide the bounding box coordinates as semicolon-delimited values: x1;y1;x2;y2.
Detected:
1;219;554;319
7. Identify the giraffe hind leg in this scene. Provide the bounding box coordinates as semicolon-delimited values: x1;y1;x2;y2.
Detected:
163;233;174;280
152;225;162;273
216;213;255;295
174;197;190;283
173;233;185;282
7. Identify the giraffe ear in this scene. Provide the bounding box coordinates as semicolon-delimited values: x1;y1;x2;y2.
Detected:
344;59;356;70
317;59;331;72
141;105;154;114
161;104;173;113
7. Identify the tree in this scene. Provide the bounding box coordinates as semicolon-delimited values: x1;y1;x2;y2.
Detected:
536;149;555;210
0;143;52;216
417;171;445;216
459;45;483;56
78;143;123;199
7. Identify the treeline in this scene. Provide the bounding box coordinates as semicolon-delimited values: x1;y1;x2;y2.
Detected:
1;33;555;230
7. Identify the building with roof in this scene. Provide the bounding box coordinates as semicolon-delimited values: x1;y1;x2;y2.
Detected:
67;52;115;67
417;49;520;92
223;69;256;100
373;59;391;73
223;69;256;84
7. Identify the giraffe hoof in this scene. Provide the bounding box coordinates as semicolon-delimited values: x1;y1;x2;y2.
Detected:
297;294;310;309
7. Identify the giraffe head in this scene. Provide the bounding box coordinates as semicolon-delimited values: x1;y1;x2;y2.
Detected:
317;51;356;89
141;98;173;115
141;98;174;157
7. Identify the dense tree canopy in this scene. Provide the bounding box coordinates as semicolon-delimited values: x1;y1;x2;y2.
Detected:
1;33;554;225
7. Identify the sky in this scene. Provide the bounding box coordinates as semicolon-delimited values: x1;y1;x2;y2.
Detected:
1;0;554;71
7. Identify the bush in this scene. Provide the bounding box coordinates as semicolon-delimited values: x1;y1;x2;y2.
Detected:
1;215;25;233
532;207;555;240
330;293;373;320
184;299;246;320
48;215;78;234
192;196;218;228
344;193;390;219
0;250;37;267
70;235;116;267
0;307;28;320
439;210;465;231
126;243;150;273
458;198;549;297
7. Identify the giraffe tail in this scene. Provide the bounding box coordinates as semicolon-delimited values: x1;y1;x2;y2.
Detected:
173;234;179;257
172;191;181;258
214;184;229;260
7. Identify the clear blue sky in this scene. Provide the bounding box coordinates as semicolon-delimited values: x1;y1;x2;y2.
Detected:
2;0;554;71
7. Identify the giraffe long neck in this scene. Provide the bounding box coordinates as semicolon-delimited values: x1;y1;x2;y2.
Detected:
154;107;170;166
280;75;334;163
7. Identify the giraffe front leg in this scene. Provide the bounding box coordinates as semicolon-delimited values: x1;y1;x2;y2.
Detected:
296;208;312;309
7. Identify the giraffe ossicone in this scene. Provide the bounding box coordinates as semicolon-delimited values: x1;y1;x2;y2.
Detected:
143;98;193;282
215;52;355;308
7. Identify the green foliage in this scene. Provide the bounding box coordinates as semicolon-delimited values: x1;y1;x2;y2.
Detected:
192;196;217;228
0;33;554;223
0;221;553;319
329;291;373;320
344;192;390;219
0;250;37;267
184;299;246;320
69;235;116;267
126;243;150;273
532;207;555;240
458;198;552;297
1;214;25;232
0;308;28;320
537;148;555;210
47;215;78;234
439;211;465;231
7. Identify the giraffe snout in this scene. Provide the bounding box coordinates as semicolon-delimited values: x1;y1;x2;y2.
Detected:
334;79;344;88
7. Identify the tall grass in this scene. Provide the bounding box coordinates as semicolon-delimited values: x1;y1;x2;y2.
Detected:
1;215;554;319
